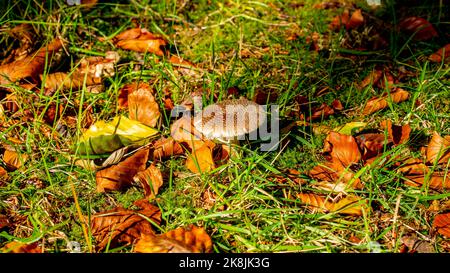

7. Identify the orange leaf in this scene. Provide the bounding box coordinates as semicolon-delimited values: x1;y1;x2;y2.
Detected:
359;68;383;89
186;144;216;174
329;9;350;30
355;133;387;160
380;120;411;145
433;213;450;238
90;199;161;251
150;137;185;161
346;9;364;30
42;72;102;92
397;157;429;175
0;166;8;181
128;83;160;127
114;28;167;56
1;242;41;253
324;132;361;167
362;88;410;115
0;38;64;85
399;16;438;41
296;193;327;213
426;132;450;165
170;116;206;151
429;44;450;63
134;164;163;198
297;193;366;216
96;148;149;192
404;174;450;190
134;225;213;253
3;148;27;171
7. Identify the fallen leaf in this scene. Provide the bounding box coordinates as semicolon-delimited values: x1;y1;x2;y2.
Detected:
134;225;213;253
401;234;434;253
355;133;387;160
79;51;120;78
381;120;411;145
324;132;361;167
41;72;102;92
329;9;350;30
150;137;185;161
134;164;163;198
362;88;410;115
77;115;159;155
96;148;149;192
359;68;383;89
334;122;367;135
404;174;450;190
128;82;160;127
90;198;161;250
397;157;429;175
309;162;362;190
1;242;41;253
170;116;205;151
297;193;366;216
186;143;216;174
429;44;450;63
398;16;438;41
433;213;450;238
0;214;9;230
346;9;364;30
114;28;167;56
0;38;64;85
426;132;450;165
3;148;28;171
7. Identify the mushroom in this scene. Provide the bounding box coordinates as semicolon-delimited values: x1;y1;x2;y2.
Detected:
192;97;267;143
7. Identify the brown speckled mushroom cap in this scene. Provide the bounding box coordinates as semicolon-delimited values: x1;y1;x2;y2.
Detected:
193;97;266;140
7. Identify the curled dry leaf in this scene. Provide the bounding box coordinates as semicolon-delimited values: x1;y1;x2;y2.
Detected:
397;157;429;176
186;143;216;174
0;38;64;85
297;193;366;216
3;24;34;64
113;28;167;56
134;164;163;198
42;72;102;92
426;132;450;165
134;225;213;253
380;120;411;145
346;9;364;30
398;16;438;41
127;82;160;127
362;88;410;115
96;148;149;192
309;162;362;190
355;133;387;160
1;242;41;253
90;199;161;250
0;214;9;230
429;44;450;63
150;137;184;161
0;166;9;182
79;51;120;78
329;9;350;30
433;213;450;238
359;68;383;89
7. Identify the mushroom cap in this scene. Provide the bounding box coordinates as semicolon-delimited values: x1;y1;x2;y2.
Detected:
193;97;266;140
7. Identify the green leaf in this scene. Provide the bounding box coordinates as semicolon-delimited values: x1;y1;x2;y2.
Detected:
334;122;367;135
75;115;159;155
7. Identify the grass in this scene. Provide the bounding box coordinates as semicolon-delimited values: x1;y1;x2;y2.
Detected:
0;0;449;253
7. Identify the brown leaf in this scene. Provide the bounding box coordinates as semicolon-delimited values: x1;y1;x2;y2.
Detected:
426;132;450;165
297;193;366;216
355;133;387;160
398;17;438;41
359;68;383;89
134;225;213;253
128;82;160;127
404;174;450;190
309;162;362;190
170;116;206;151
381;120;411;145
0;38;64;85
90;199;161;251
150;137;185;161
0;214;9;230
397;157;429;175
1;242;41;253
324;132;361;167
42;72;102;92
0;166;9;182
329;9;350;30
429;44;450;63
78;51;120;78
114;28;167;56
362;88;410;115
3;148;27;171
433;213;450;238
96;148;149;192
346;9;364;30
186;143;216;174
134;165;163;198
